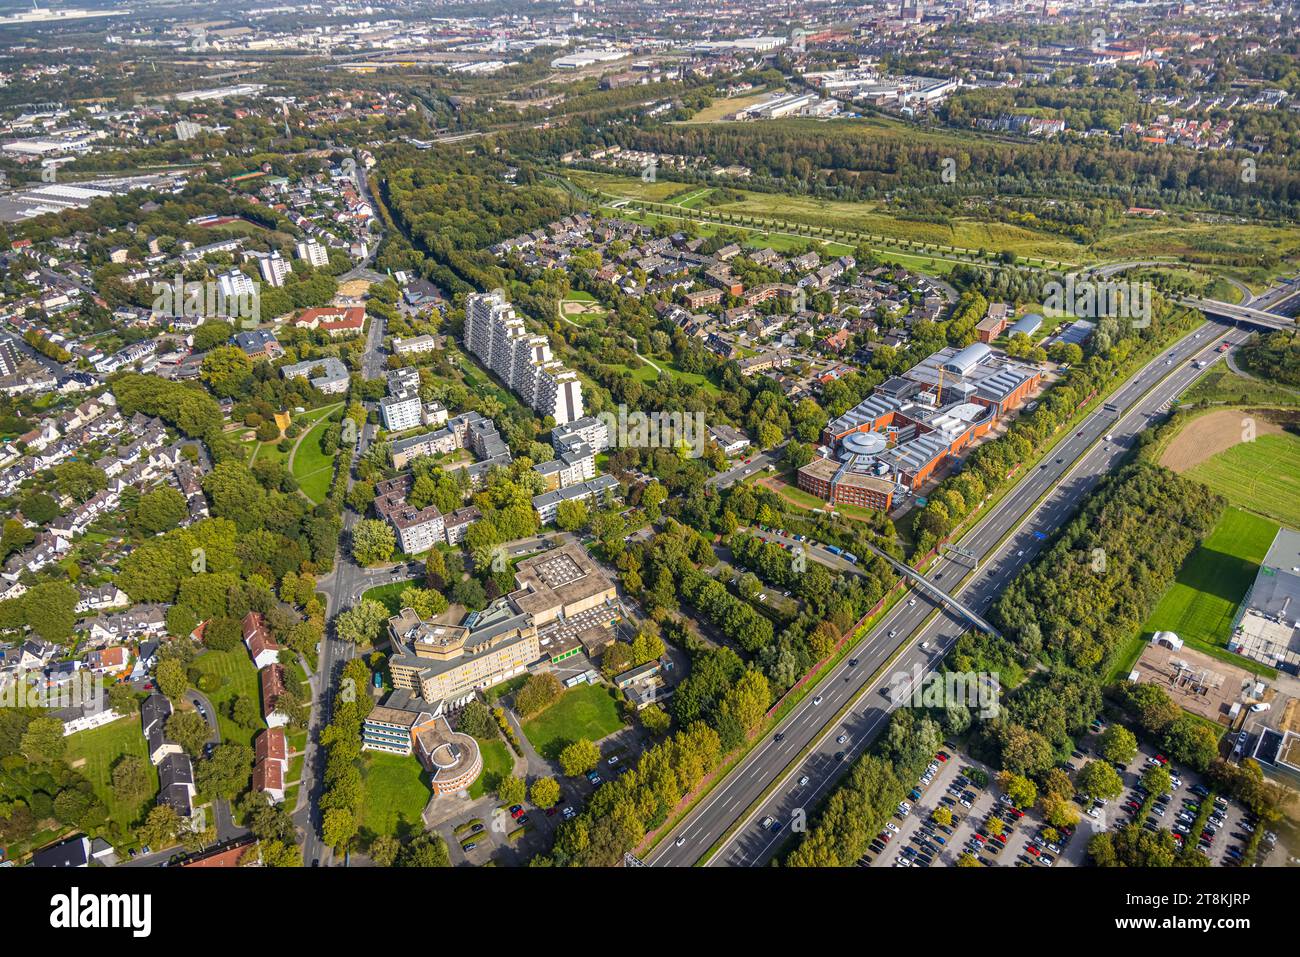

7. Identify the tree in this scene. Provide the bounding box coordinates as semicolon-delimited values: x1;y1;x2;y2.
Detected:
559;738;601;776
351;519;396;566
457;700;497;740
530;777;561;809
514;673;563;717
197;743;254;799
555;498;590;532
20;716;66;763
22;581;78;643
497;775;527;806
1076;760;1124;801
321;807;358;851
335;598;388;645
1142;764;1172;798
639;703;671;735
54;460;107;502
140;804;181;849
200;345;253;397
369;834;400;867
996;770;1037;809
1098;725;1139;765
932;806;953;827
111;755;151;805
167;710;211;757
397;833;449;867
155;658;189;701
132;487;189;534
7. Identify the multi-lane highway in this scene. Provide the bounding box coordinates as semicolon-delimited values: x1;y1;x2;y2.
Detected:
651;319;1251;867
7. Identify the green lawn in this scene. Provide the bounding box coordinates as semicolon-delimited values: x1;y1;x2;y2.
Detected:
65;714;158;838
520;683;626;760
191;648;262;749
290;409;343;504
467;737;515;800
362;578;421;616
360;751;430;839
1141;507;1278;652
1185;432;1300;529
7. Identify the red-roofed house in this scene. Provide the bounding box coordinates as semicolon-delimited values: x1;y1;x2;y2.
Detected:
242;611;280;670
253;727;288;803
260;664;289;728
86;646;129;673
290;306;365;337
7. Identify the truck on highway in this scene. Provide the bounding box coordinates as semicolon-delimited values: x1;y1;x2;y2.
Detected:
825;544;843;556
843;552;859;565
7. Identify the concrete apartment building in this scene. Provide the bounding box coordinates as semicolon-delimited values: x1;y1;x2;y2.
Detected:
463;290;584;424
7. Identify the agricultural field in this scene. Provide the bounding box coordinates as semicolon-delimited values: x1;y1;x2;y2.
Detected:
565;167;1300;284
679;88;775;123
1141;507;1279;655
1184;431;1300;529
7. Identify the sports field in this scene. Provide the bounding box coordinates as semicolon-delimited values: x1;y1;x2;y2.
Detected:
1184;432;1300;529
1141;507;1279;652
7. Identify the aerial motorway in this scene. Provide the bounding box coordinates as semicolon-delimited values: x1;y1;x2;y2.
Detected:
650;312;1256;868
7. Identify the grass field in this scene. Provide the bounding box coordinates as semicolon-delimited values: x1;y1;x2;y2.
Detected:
290;409;343;504
65;715;158;837
521;683;625;760
467;737;515;800
1142;507;1279;653
360;751;430;840
361;578;422;615
190;648;262;749
1185;432;1300;528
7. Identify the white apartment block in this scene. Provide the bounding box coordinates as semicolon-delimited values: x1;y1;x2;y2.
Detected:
381;391;423;432
295;239;330;269
464;291;585;425
393;334;440;355
551;415;611;455
249;250;292;287
217;268;257;302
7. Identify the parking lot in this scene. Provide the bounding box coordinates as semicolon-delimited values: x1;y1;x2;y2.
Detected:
855;726;1276;868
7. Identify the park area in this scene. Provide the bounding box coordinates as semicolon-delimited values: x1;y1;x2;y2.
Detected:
65;714;158;838
289;407;345;504
190;648;263;749
521;683;625;761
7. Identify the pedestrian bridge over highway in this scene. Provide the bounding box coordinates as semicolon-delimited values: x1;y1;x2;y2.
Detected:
860;542;1003;639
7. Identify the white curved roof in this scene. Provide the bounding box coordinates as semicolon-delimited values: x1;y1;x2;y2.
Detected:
942;342;992;376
